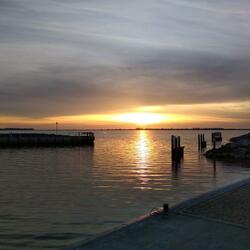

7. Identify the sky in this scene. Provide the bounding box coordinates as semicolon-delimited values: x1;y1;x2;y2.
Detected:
0;0;250;128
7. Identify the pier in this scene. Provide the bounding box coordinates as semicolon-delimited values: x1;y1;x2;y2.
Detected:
0;132;95;147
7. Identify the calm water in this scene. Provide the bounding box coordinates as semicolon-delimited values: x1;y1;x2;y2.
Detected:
0;130;250;249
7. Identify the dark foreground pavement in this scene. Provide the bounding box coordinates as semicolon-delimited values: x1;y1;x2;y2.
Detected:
65;179;250;250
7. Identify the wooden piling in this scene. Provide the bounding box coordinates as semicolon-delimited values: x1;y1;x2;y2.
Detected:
171;135;174;152
163;203;169;214
171;135;184;160
198;134;207;149
177;136;180;148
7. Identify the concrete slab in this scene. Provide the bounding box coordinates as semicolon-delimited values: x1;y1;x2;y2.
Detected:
65;178;250;250
183;184;250;227
72;214;250;250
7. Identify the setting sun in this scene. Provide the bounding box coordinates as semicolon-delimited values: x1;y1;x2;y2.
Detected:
112;112;167;125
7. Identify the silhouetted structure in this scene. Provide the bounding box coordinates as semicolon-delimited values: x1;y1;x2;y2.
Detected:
198;134;207;149
212;132;222;149
0;132;95;147
0;128;34;131
171;135;184;160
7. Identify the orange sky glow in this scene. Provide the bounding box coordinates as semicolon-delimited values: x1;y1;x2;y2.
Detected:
1;101;249;129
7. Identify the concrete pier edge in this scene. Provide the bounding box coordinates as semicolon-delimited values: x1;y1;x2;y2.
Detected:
171;176;250;212
63;176;250;250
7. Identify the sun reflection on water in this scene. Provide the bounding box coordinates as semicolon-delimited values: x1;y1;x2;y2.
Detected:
135;131;152;188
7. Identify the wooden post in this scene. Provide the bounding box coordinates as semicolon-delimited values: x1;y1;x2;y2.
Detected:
163;203;169;214
171;135;174;151
171;135;184;160
177;136;180;148
198;134;207;149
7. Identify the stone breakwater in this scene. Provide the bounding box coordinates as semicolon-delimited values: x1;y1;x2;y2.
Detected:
205;133;250;160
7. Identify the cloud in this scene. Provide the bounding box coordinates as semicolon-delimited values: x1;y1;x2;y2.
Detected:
0;0;250;122
1;51;250;118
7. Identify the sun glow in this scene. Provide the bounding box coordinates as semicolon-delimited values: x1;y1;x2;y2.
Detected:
1;101;250;129
113;112;167;125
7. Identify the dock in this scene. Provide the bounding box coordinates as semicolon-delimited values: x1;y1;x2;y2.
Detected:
65;178;250;250
0;132;95;147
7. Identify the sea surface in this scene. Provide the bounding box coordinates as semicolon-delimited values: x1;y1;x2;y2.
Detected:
0;130;250;249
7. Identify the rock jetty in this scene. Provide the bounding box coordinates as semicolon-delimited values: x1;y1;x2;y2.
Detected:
205;133;250;160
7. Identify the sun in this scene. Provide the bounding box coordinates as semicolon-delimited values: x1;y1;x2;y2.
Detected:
113;112;167;125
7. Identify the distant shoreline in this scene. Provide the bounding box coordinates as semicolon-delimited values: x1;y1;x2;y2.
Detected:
87;128;250;131
0;128;34;131
1;128;249;131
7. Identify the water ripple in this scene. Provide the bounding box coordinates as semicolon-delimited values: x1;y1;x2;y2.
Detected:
0;130;250;249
